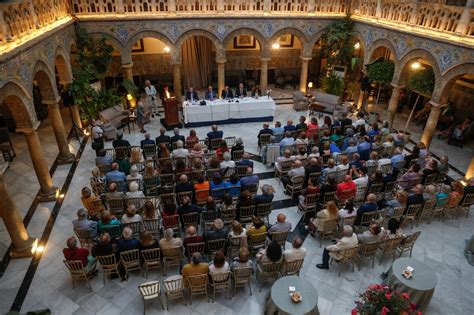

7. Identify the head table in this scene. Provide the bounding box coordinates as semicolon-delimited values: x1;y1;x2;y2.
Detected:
182;97;276;127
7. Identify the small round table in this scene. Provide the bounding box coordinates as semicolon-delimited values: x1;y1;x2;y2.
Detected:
265;276;319;315
383;257;437;312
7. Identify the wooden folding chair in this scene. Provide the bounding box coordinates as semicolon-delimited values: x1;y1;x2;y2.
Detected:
268;231;289;249
255;203;272;223
397;231;421;258
138;281;165;313
232;267;253;296
161;246;183;275
282;259;304;276
248;232;267;255
210;271;232;301
120;249;143;278
238;205;255;224
377;237;403;265
330;245;360;277
163;276;187;310
186;242;206;258
63;260;95;290
187;274;209;304
256;262;283;291
207;239;227;259
355;241;381;270
141;248;163;278
96;254;121;284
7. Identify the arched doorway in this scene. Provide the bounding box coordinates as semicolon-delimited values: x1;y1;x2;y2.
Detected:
269;34;303;90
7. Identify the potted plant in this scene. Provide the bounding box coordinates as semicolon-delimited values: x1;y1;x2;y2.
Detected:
367;60;395;123
404;67;435;138
322;73;345;97
353;284;422;315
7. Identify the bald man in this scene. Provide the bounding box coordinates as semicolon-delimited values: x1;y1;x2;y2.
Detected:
281;159;305;189
207;124;224;141
354;193;378;226
283;236;307;262
268;213;292;233
105;162;126;183
183;225;205;256
175;174;194;195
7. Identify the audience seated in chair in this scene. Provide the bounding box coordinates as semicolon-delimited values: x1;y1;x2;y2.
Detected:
209;251;229;275
160;228;183;249
204;219;229;241
357;223;382;244
283;236;306;263
117;227;140;252
182;252;209;288
268;213;292;233
121;205;142;224
316;225;359;270
63;236;97;276
308;200;339;236
231;247;253;271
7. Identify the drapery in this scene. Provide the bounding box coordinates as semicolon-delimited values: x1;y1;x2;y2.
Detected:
181;36;213;89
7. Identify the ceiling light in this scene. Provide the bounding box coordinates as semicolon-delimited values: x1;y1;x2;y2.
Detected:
411;62;421;70
164;46;170;52
354;42;360;49
272;42;280;49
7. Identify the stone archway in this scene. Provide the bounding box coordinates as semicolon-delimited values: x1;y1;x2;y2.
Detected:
394;49;441;91
54;47;73;85
365;38;398;65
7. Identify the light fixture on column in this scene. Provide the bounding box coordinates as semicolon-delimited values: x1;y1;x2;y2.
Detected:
307;82;313;96
354;42;360;50
272;42;280;49
411;61;421;70
31;239;44;255
127;94;133;101
164;46;170;52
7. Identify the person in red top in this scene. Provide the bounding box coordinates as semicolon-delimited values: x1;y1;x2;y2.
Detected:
216;140;229;161
336;175;356;202
183;225;205;256
63;236;97;275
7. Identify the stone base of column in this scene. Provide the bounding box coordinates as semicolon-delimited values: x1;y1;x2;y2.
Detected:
57;152;75;165
10;237;36;259
37;186;58;202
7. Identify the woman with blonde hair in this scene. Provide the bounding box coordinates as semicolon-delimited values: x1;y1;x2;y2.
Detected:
130;147;143;163
308;201;338;235
229;220;248;248
385;190;407;217
191;158;205;171
142;200;157;219
190;143;204;159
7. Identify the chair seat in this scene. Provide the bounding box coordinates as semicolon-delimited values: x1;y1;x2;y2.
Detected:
143;293;160;300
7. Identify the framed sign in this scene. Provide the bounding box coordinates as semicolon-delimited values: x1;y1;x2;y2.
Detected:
278;34;294;48
132;39;145;52
234;35;256;49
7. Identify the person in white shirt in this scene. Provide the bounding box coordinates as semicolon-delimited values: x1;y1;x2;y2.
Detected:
275;149;293;171
125;181;145;198
351;166;369;188
353;112;366;129
144;80;158;116
171;140;189;158
91;120;104;140
121;204;142;224
338;199;357;218
220;152;236;171
209;251;230;274
378;153;392;170
283;237;307;263
317;225;358;269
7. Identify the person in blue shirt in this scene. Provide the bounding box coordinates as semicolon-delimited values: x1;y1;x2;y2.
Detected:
207;125;224;141
210;173;226;191
226;174;241;198
95;149;113;166
283;119;296;132
354;193;378;226
117;227;140;252
349;153;364;169
106;163;127;183
140;133;155;149
367;122;380;138
329;142;341;154
357;136;371;161
240;167;259;188
279;131;295;153
205;85;217;101
236;152;254;168
272;121;285;142
390;148;405;167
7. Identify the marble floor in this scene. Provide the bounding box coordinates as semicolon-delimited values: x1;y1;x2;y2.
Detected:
0;90;473;314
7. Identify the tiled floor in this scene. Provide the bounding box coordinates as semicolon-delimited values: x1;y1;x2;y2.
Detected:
0;90;473;314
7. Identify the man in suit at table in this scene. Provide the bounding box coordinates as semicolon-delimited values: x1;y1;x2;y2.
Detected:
185;86;199;102
235;83;247;98
221;85;234;99
205;85;217;101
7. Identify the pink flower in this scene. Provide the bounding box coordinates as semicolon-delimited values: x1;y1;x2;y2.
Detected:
381;306;390;315
351;308;358;315
385;292;392;300
402;292;410;299
416;312;422;315
368;284;380;290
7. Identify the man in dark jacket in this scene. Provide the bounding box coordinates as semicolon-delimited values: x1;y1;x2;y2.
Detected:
156;127;171;144
204;219;229;241
112;132;131;148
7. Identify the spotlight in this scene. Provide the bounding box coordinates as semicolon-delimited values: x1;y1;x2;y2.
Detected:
272;42;280;49
411;62;421;70
164;46;170;52
354;42;360;50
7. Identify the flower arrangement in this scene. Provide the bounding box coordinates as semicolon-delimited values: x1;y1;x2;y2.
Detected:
352;284;421;315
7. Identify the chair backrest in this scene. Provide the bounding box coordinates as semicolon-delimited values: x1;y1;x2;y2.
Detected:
303;194;319;206
187;274;208;289
108;198;125;214
381;237;403;251
359;241;381;257
323;191;337;203
354;186;368;203
162;215;180;229
235;165;248;177
269;231;289;246
401;231;421;248
161;246;182;259
255;203;272;218
97;254;118;268
115;146;130;158
176;191;194;205
424;173;438;185
138;281;160;298
159;174;175;186
239;205;255;222
228;236;242;248
360;211;379;226
380;163;392;174
122;221;142;237
74;228;94;243
366;164;378;176
284;259;304;275
233;266;252;279
186;242;206;257
368;183;384;194
249;232;267;248
105;148;116;159
210;138;223;150
289;175;305;187
159;193;176;205
220;208;236;223
97;164;111;176
211;271;231;286
338;189;356;202
322;218;339;233
339;215;356;227
335;169;348;183
232;150;244;161
462;193;474;207
87;199;106;218
163;277;184;293
190;170;205;183
101;225;121;238
280;160;293;172
391;207;405;220
141;248;161;262
63;260;85;275
120;249;140;263
91;181;107;196
182;212;200;226
405;204;422;217
211;187;227;201
422;198;437;212
143;219;160;233
384;181;396;193
260;261;283;274
125;197;143;211
225;137;236;148
207;238;227;252
339;245;360;261
259;134;272;147
143;144;157;158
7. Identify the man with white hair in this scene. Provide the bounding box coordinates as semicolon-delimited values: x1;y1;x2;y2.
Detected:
257;122;273;146
236;152;254;168
183;225;204;256
171;127;185;143
204;218;229;241
72;208;98;238
140;133;155;149
117;227;140;252
240;167;259;187
354;193;378;226
220;152;236;172
283;236;306;263
172;140;189;158
207;124;224;141
281;159;305;189
125;181;145;198
316;225;358;269
159;228;183;249
175;174;194;195
145;80;158;116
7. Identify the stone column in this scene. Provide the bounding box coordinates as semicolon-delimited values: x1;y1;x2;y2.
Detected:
122;63;134;82
387;84;401;128
0;172;35;258
46;101;75;164
21;128;58;201
172;62;182;102
260;58;271;93
217;60;226;98
421;101;441;148
71;105;82;129
299;57;311;93
356;89;365;109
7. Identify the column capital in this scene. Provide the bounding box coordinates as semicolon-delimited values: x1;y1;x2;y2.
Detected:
121;63;133;69
260;57;271;62
428;100;443;108
300;56;312;61
170;61;181;66
216;59;227;64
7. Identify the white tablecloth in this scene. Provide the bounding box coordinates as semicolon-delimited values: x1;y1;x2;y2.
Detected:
183;97;276;126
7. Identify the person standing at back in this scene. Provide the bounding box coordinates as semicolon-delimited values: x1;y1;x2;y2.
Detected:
144;80;158;117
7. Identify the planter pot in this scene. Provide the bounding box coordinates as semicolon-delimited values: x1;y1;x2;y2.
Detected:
402;132;411;144
81;119;90;128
